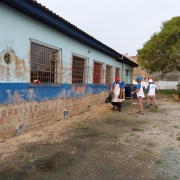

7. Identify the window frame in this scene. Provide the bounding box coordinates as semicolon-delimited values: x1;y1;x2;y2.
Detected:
30;38;61;85
92;60;105;84
105;64;114;85
71;53;89;84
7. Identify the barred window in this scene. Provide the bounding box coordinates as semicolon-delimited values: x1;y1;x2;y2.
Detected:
72;55;87;83
105;65;113;85
30;39;60;84
93;62;104;84
115;67;120;79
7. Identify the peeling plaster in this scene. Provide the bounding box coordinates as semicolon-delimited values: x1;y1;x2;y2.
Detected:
75;85;86;94
14;55;27;80
0;83;108;105
58;89;67;98
71;85;76;91
6;90;24;103
0;48;28;82
5;89;35;104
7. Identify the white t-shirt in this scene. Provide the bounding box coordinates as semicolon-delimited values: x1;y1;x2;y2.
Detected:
147;84;156;96
136;83;145;98
113;83;121;96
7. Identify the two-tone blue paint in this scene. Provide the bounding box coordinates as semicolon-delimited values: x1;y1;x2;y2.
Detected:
0;83;109;105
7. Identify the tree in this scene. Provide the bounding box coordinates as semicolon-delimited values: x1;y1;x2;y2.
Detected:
137;16;180;74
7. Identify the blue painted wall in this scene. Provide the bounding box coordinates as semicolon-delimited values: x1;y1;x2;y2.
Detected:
0;83;109;104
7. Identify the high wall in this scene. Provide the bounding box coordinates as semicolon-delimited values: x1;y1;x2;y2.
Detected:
0;3;134;138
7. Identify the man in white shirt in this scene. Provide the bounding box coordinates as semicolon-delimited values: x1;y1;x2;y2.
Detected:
146;79;158;109
111;77;123;99
131;76;145;114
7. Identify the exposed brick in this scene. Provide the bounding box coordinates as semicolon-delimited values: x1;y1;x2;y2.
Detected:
14;108;18;115
34;105;37;111
30;106;33;112
5;116;15;124
36;111;42;118
8;108;12;116
29;113;35;120
46;102;49;109
37;104;41;111
42;102;46;109
19;107;24;114
24;107;28;113
1;110;6;117
0;117;4;126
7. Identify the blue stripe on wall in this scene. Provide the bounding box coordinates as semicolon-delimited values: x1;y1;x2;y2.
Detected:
0;83;109;104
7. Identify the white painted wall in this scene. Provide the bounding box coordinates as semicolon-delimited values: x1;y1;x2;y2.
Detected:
0;3;133;84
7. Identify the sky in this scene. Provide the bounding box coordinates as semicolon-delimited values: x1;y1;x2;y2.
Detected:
37;0;180;56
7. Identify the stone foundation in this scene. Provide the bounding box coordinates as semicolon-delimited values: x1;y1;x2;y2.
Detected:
0;91;108;138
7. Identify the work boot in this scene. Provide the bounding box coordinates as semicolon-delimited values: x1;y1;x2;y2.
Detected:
146;105;149;108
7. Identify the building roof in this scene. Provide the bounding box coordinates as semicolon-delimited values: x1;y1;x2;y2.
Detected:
1;0;138;67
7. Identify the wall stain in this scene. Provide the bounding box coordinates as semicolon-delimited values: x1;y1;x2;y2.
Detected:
14;55;27;80
57;89;66;98
75;85;86;94
71;85;76;91
0;48;28;81
5;89;35;104
6;90;24;104
7;66;10;82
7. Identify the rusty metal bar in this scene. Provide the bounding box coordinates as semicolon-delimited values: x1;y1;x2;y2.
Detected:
72;56;86;83
106;65;113;85
31;41;58;84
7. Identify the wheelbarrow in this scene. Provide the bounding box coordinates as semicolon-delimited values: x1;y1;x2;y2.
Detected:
111;97;125;111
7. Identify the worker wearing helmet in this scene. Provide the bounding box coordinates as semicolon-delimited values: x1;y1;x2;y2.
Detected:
105;77;123;103
131;76;145;114
148;77;155;84
146;79;158;109
111;76;123;99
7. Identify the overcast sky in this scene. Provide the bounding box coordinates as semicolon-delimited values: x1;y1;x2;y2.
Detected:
37;0;180;56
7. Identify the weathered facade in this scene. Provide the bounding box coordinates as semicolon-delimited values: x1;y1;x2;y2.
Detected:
0;0;137;138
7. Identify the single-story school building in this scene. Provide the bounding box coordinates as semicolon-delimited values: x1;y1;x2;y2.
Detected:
0;0;138;138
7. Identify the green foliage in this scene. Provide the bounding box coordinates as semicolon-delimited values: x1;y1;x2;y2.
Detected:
159;89;174;95
137;16;180;74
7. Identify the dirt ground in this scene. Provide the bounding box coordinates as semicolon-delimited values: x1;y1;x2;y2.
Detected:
0;95;180;180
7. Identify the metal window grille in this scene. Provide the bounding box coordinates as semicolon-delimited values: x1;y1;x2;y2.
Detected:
72;56;86;83
31;41;59;84
106;65;113;85
115;67;120;78
93;62;103;84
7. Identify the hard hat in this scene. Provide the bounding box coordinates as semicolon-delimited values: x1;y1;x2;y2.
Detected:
136;76;142;81
148;77;151;81
148;79;153;83
121;81;125;85
115;77;119;81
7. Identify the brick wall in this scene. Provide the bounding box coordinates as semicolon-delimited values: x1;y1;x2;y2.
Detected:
0;91;108;139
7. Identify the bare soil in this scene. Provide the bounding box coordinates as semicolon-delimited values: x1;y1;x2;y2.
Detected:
0;95;180;180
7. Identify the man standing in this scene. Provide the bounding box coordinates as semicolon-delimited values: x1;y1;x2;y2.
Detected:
131;76;145;114
111;77;123;99
105;77;122;103
146;79;158;109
